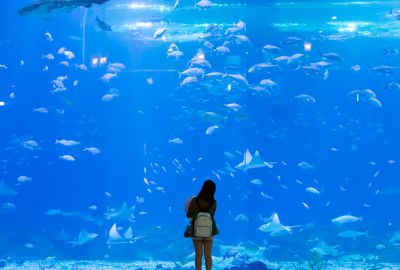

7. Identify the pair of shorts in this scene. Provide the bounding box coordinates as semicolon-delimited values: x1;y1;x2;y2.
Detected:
192;236;214;241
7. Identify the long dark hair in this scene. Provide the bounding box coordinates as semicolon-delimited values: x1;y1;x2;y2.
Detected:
197;179;216;203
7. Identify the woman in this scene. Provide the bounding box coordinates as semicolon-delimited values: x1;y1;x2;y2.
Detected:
185;180;219;270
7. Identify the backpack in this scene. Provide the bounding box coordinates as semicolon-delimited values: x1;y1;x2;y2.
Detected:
193;198;213;238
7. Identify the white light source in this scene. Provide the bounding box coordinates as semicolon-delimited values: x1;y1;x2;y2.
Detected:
227;84;232;91
347;22;357;32
304;42;312;52
332;16;337;20
92;57;99;65
0;101;5;106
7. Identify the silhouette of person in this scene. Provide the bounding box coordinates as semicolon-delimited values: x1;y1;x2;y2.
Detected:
185;180;219;270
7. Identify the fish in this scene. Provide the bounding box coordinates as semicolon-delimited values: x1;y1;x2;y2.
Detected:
205;125;219;135
108;63;126;73
42;53;54;60
95;15;112;31
196;0;213;8
17;176;32;183
33;107;49;113
337;230;368;239
44;209;61;216
101;93;118;102
298;161;313;170
331;215;362;224
250;179;263;186
84;147;100;155
55;139;80;147
100;72;117;82
234;214;250;223
293;94;316;104
169;138;183;144
19;0;111;20
22;140;39;150
305;187;320;195
153;28;167;39
59;155;75;161
44;31;53;42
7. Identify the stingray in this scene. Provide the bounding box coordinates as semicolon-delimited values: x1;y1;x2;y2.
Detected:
18;0;110;20
235;149;274;171
107;223;135;245
69;229;98;246
104;202;136;222
0;181;18;196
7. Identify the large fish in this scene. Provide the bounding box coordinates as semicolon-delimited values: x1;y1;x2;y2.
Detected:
19;0;111;20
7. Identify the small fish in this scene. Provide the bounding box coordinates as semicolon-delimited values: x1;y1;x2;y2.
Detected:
59;155;75;162
205;125;219;135
351;64;361;72
196;0;213;8
88;205;98;211
234;213;250;222
33;107;48;114
169;138;183;144
146;77;154;85
101;93;118;102
24;243;34;248
76;64;88;71
42;53;55;60
100;73;117;82
153;28;167;39
302;202;309;209
59;61;69;67
95;16;112;31
250;178;263;186
108;63;126;73
224;103;242;111
44;31;53;42
84;147;100;155
173;0;180;9
56;139;80;147
298;161;313;170
305;187;320;195
17;175;32;183
64;50;75;60
337;230;368;239
167;50;184;59
332;215;362;224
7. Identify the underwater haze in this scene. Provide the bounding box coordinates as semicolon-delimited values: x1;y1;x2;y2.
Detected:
1;0;400;269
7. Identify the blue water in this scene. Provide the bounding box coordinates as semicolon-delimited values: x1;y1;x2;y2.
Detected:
1;0;400;267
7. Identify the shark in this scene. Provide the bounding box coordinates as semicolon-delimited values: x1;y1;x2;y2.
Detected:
18;0;111;20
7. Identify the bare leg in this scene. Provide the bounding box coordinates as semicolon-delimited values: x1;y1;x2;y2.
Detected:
192;239;203;270
203;240;213;270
